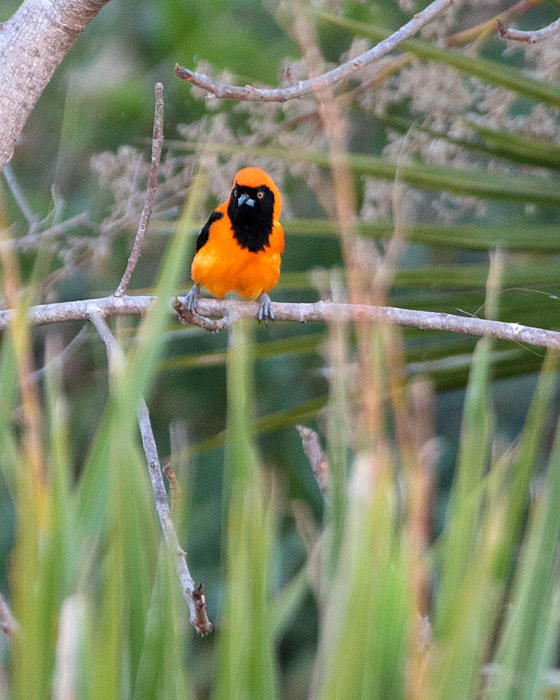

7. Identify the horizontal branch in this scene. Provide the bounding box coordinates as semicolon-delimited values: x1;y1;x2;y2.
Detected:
1;294;560;351
175;0;454;102
497;16;560;42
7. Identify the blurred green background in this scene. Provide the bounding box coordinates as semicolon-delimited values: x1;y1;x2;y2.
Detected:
2;0;560;696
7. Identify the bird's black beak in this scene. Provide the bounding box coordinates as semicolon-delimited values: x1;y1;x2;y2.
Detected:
238;193;255;208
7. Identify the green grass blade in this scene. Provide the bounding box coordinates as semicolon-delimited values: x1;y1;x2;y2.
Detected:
180;141;560;208
133;544;191;700
490;407;560;700
435;338;493;634
213;321;278;700
378;113;560;171
468;122;560;170
496;351;560;580
314;471;410;700
283;219;560;252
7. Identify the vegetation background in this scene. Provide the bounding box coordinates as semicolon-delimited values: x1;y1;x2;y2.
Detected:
2;0;560;697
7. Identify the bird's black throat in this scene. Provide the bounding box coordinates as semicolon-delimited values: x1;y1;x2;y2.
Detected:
228;184;274;253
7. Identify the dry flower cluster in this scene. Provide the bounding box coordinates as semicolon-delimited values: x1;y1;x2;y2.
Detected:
81;0;559;263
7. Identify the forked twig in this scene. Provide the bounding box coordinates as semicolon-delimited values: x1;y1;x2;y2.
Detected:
174;296;233;332
175;0;454;103
114;83;164;297
497;16;560;43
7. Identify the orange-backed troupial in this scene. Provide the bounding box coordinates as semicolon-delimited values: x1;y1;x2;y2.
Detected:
185;167;284;324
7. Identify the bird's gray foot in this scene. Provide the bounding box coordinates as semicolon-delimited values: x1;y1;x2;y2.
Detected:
257;292;274;326
185;285;200;313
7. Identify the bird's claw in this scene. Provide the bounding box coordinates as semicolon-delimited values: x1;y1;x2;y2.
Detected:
258;293;274;326
185;285;200;314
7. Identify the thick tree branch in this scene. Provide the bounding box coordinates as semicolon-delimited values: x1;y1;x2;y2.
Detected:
497;16;560;42
114;83;164;297
89;313;212;636
0;0;112;170
0;294;559;351
175;0;454;102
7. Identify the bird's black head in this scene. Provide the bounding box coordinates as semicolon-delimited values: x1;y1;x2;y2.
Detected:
227;183;275;253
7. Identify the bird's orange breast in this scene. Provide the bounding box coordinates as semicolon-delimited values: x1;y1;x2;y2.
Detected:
191;203;284;300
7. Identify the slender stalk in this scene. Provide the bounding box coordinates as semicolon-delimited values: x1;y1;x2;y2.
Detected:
89;313;212;636
114;84;164;297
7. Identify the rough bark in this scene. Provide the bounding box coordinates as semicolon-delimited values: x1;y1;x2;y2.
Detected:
0;0;112;170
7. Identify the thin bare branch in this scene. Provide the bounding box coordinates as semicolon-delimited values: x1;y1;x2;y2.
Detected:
174;296;234;332
497;15;560;42
89;313;212;636
12;212;93;254
114;84;164;297
175;0;454;102
0;592;18;637
296;425;329;497
1;294;560;352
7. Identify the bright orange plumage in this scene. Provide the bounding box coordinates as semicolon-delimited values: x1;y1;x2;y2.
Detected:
186;168;284;323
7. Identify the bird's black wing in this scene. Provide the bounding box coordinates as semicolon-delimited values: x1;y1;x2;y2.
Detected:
196;211;223;252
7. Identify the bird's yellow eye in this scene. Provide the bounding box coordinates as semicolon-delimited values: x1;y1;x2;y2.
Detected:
234;188;239;197
257;191;264;199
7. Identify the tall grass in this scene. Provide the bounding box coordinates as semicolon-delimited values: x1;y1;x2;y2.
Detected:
1;245;560;697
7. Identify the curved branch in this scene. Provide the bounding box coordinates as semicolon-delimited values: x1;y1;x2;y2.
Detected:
497;16;560;43
175;0;454;102
0;0;112;170
0;293;559;351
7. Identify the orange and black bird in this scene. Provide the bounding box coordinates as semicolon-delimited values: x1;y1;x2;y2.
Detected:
185;167;284;324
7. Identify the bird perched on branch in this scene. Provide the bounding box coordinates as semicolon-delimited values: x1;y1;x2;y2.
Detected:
185;167;284;324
